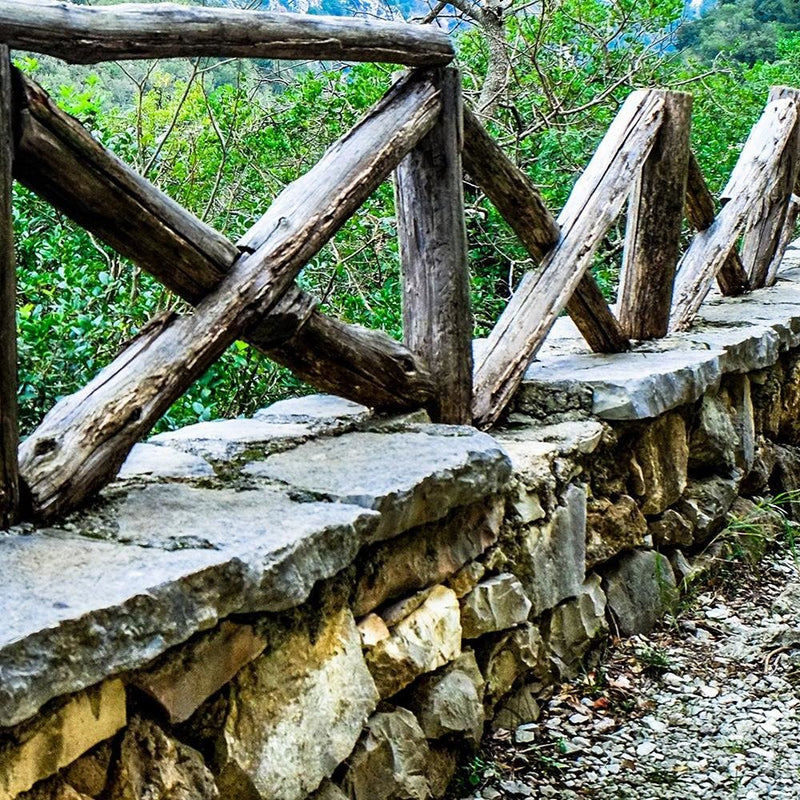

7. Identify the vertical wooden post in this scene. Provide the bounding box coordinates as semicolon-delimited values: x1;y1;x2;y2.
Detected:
0;46;19;528
617;91;692;339
394;67;472;424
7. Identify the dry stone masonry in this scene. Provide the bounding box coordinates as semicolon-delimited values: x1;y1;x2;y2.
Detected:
5;249;800;798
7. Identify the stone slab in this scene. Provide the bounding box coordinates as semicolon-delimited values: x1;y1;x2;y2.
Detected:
117;443;215;481
0;486;378;728
244;428;511;541
255;394;371;431
149;418;313;462
518;261;800;420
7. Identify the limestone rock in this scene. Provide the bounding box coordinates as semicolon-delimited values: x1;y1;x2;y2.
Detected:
353;500;502;616
751;365;783;438
106;716;218;800
514;485;586;616
729;376;756;473
0;485;379;728
426;744;459;798
492;684;541;732
255;394;371;431
16;777;93;800
648;509;694;548
149;418;313;462
479;625;548;707
780;354;800;445
742;435;777;494
358;613;391;647
689;389;740;472
366;586;461;698
343;708;431;800
521;349;721;421
244;428;511;542
117;443;215;481
585;495;647;568
131;621;268;724
447;561;486;599
773;445;800;521
0;680;125;800
63;742;113;797
603;551;678;637
630;413;689;515
460;575;532;639
308;781;349;800
546;575;608;679
403;652;485;744
206;599;378;800
676;474;741;542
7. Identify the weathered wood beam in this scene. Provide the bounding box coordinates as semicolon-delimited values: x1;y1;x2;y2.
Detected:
0;47;18;529
743;86;800;288
12;68;436;411
0;0;454;66
684;151;750;296
472;89;665;429
19;70;443;521
618;91;692;339
766;193;800;286
670;97;798;331
395;68;472;423
461;105;628;354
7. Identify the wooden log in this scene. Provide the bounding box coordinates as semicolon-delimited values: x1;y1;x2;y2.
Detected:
461;105;628;354
19;71;443;521
617;91;692;339
684;151;750;296
765;193;800;286
472;89;666;429
0;47;18;529
0;0;454;66
670;97;798;331
743;86;800;288
12;68;436;411
394;68;472;424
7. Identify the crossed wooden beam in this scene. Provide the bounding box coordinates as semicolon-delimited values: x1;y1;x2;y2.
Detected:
0;1;798;526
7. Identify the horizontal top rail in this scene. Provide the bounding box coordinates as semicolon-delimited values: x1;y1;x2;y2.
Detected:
0;0;455;66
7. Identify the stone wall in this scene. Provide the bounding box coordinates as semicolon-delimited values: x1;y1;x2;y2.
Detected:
4;250;800;799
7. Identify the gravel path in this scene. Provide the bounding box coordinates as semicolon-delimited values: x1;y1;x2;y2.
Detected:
458;545;800;799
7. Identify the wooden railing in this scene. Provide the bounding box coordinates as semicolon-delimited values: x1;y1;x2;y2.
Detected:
0;1;798;526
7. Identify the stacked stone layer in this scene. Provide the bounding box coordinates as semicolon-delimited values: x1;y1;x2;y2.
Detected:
5;249;800;799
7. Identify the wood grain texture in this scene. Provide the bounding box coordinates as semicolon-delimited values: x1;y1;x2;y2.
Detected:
395;68;472;423
684;151;750;296
472;89;665;429
766;193;800;286
12;68;437;412
0;0;454;66
618;91;692;339
670;97;798;331
743;86;800;288
19;72;443;520
462;105;627;354
0;47;18;529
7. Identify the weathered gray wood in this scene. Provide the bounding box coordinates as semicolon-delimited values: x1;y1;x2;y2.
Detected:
684;151;750;296
670;97;798;331
0;0;454;66
742;86;800;288
472;89;666;429
568;277;631;353
19;72;443;520
462;105;628;354
394;68;472;423
766;193;800;286
0;47;18;529
618;91;692;339
12;68;436;412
